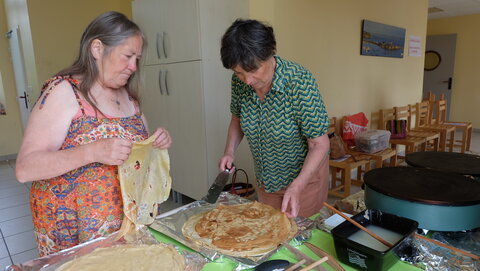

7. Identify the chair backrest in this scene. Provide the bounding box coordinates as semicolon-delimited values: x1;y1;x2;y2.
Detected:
394;105;413;131
378;108;395;130
415;101;431;127
436;99;448;124
408;104;419;129
425;93;448;124
328;117;337;135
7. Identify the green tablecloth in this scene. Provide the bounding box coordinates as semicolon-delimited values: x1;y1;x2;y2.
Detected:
148;227;422;271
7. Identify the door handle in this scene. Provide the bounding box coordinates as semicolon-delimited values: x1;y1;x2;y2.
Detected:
18;91;29;109
441;77;452;90
164;69;170;96
156;32;162;59
158;69;163;95
163;32;169;59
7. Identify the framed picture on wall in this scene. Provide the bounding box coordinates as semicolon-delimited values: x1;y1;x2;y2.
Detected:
361;20;405;58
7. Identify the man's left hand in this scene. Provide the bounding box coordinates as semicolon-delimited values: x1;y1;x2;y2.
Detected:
281;180;306;218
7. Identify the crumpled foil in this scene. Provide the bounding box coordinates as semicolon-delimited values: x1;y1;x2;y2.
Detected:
401;230;480;271
5;226;207;271
150;192;315;270
315;207;480;271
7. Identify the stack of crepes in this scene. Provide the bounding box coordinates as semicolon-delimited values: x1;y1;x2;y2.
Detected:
182;201;298;257
117;135;172;239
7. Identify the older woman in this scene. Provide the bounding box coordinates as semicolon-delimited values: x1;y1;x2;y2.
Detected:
218;19;330;218
15;11;171;256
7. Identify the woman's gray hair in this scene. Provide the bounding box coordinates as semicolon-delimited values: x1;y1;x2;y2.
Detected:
56;11;145;113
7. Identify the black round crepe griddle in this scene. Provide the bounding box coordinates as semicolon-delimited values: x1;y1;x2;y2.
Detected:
405;151;480;177
364;167;480;206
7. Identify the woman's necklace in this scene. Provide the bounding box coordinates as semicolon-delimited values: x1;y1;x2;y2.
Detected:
109;92;121;110
111;97;121;106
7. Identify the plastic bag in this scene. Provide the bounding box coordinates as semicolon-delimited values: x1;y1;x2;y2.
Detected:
342;112;369;147
386;119;407;139
329;132;347;159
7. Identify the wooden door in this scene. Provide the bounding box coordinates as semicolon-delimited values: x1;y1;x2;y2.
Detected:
6;26;30;129
423;34;457;120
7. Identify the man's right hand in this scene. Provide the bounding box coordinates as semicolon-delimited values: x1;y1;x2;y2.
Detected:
218;154;235;171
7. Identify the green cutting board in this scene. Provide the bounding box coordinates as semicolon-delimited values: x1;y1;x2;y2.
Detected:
149;227;422;271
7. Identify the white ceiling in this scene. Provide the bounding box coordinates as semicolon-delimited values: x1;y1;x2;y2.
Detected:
429;0;480;19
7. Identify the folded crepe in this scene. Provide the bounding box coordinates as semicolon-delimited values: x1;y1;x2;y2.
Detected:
118;135;172;237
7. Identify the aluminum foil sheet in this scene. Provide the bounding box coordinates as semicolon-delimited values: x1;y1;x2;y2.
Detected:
315;208;479;270
401;232;479;271
149;192;315;270
5;226;206;271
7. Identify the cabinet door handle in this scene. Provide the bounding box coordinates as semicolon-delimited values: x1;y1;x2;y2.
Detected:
158;69;163;95
163;31;169;59
156;32;162;59
164;69;170;96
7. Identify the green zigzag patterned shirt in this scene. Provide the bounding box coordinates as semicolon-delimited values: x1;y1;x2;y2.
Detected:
230;56;329;193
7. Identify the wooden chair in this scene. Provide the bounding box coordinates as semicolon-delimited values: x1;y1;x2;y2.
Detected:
340;116;397;169
328;117;371;199
414;101;455;152
394;105;440;151
378;107;426;160
424;91;438;123
436;99;473;153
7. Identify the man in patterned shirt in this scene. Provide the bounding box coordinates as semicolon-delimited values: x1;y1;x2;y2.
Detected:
218;19;330;218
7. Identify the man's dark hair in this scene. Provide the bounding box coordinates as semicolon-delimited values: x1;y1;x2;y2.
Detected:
221;19;276;72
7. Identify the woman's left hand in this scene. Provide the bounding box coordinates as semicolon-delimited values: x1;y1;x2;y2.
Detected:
151;127;172;149
281;180;307;218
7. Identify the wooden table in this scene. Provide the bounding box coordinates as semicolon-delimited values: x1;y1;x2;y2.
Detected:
405;151;480;177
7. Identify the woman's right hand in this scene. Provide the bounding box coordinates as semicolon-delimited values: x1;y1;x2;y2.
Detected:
90;138;132;165
218;154;235;171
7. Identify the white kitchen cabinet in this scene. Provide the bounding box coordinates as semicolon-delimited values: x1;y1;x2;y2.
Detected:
132;0;201;65
142;62;208;198
133;0;251;200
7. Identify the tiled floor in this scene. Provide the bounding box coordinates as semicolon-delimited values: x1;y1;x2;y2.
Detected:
0;130;479;269
0;160;37;269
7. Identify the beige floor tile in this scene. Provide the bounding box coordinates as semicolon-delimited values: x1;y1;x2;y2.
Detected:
0;238;8;259
0;180;23;190
0;193;29;210
0;216;34;237
0;185;28;199
4;231;37;255
11;248;38;265
0;204;32;223
0;257;13;271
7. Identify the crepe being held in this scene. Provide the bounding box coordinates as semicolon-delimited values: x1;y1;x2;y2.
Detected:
118;135;172;236
182;201;297;257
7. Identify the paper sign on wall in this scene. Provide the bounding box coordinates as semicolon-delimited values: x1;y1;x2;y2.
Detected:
409;35;422;57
